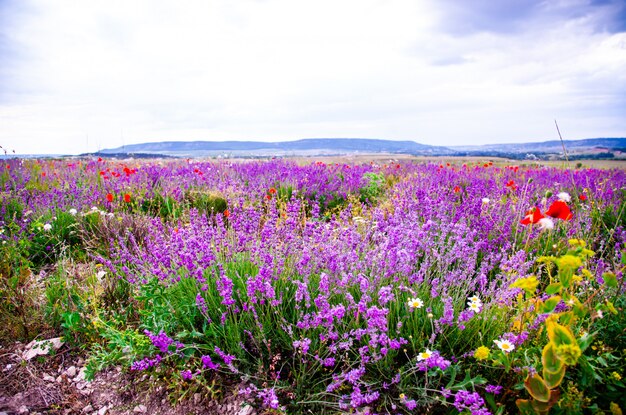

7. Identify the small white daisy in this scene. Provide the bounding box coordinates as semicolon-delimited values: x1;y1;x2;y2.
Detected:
494;339;515;353
69;208;77;215
43;223;52;231
468;294;481;304
468;302;482;312
417;349;433;361
407;297;424;309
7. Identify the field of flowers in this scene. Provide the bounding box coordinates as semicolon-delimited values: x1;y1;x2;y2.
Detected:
1;157;625;414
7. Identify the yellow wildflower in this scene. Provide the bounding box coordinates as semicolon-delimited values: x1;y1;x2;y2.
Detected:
555;343;582;366
474;346;490;361
568;239;586;247
556;255;582;272
511;276;539;295
611;402;623;415
611;372;622;381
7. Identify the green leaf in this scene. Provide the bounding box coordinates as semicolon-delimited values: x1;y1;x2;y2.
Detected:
543;364;566;389
524;373;551;403
541;296;561;313
542;342;563;373
545;283;562;295
602;272;617;288
516;399;535;415
578;333;594;352
547;320;576;346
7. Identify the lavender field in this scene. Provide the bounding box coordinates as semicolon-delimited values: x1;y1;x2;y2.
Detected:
1;158;625;414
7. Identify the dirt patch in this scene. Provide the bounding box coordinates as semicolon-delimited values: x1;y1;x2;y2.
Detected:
0;342;258;415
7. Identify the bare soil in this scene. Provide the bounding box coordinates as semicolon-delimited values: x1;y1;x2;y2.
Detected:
0;342;258;415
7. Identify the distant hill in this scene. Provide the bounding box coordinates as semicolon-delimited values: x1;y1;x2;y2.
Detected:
100;138;455;157
451;137;626;160
97;137;626;160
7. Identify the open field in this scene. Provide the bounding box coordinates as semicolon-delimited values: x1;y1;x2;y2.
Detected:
1;157;625;414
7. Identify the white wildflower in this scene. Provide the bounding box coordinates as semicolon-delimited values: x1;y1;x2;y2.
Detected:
494;339;515;353
407;297;424;309
557;192;571;203
537;218;554;230
417;349;433;361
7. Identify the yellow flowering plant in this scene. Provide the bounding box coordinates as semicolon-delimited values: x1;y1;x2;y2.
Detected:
502;240;623;414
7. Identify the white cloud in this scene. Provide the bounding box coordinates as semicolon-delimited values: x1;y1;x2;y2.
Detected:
0;0;625;154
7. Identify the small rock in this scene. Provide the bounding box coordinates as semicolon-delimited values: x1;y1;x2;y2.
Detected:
17;405;28;414
133;405;147;413
77;357;85;366
193;393;202;404
237;405;254;415
74;367;87;382
56;375;63;383
43;373;55;382
65;366;77;378
82;404;93;413
98;406;108;415
79;388;92;397
22;338;64;361
75;381;86;390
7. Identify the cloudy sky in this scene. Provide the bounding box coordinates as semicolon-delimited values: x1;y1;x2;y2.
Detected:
1;0;625;155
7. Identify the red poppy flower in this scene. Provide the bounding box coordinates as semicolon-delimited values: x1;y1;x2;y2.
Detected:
124;193;131;203
506;180;517;190
97;157;103;162
545;200;572;220
579;194;587;201
106;193;114;202
223;209;230;218
521;207;544;225
269;187;277;194
454;186;461;193
265;194;272;200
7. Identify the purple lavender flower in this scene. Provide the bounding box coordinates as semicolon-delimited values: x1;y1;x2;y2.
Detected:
416;350;451;372
201;354;220;370
257;387;280;409
485;384;503;395
214;346;236;365
196;293;209;315
144;330;174;354
454;390;490;414
293;337;312;355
